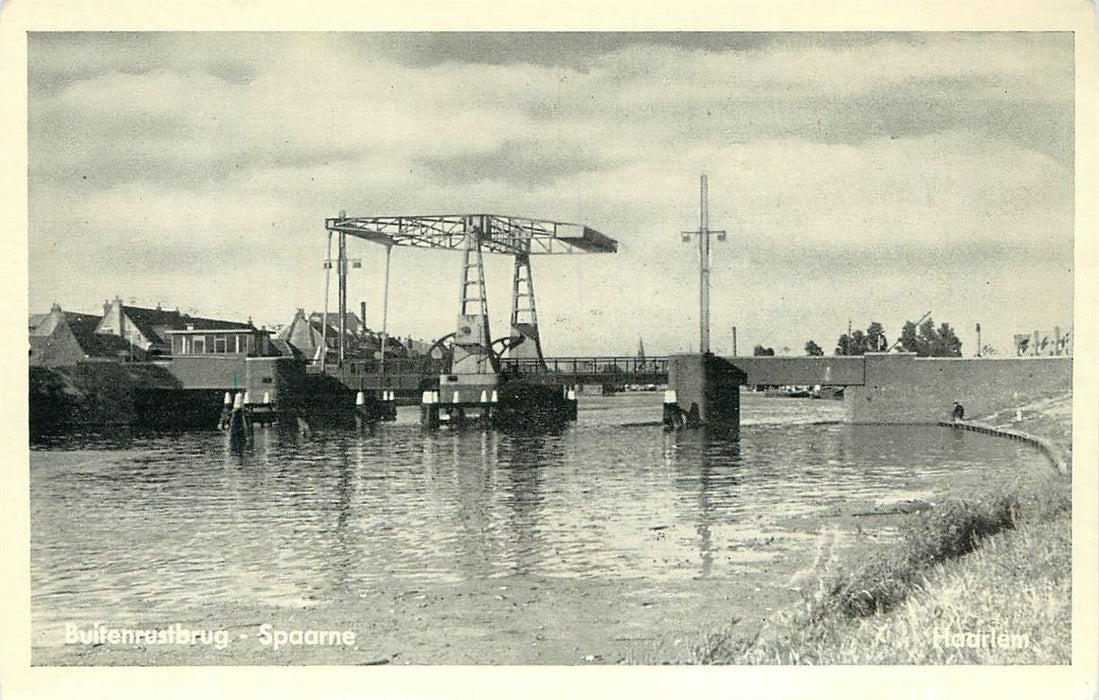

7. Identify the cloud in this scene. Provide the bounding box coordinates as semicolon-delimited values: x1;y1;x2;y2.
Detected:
27;32;273;92
25;32;1074;355
417;139;618;186
29;32;1073;194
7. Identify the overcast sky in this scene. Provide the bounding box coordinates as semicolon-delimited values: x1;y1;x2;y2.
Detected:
27;31;1074;356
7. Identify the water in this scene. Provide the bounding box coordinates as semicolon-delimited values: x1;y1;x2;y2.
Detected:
30;393;1053;639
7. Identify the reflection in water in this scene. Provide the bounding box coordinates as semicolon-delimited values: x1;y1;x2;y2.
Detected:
30;395;1054;632
665;431;743;578
496;434;555;576
452;431;495;578
330;438;354;595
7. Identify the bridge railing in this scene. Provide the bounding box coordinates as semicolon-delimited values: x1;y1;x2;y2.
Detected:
309;357;447;376
502;356;669;378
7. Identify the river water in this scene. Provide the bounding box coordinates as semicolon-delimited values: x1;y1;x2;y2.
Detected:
30;392;1053;658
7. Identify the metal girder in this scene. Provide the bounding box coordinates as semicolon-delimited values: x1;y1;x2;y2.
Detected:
325;214;617;255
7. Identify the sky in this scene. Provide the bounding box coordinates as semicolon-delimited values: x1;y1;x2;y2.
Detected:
26;31;1075;357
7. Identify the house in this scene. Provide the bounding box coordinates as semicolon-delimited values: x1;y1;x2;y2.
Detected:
163;319;274;357
280;309;424;362
276;309;329;361
96;298;194;356
29;304;139;366
95;297;274;357
31;297;277;366
309;311;365;337
285;309;374;360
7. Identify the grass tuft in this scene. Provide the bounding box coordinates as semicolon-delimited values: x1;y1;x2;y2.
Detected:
811;491;1021;621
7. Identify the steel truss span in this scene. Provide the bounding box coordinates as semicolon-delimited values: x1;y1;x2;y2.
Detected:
325;214;618;256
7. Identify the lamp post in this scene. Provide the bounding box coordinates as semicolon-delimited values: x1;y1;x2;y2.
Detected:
681;175;726;354
323;210;364;367
380;242;393;382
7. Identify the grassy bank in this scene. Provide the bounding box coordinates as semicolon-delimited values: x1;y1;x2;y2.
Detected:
693;392;1073;664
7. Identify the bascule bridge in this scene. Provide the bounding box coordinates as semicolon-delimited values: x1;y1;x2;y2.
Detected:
323;213;617;425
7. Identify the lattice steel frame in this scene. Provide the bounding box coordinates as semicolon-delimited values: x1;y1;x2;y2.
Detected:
324;213;616;374
325;214;617;255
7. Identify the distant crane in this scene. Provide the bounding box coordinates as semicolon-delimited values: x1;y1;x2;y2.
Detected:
888;310;932;352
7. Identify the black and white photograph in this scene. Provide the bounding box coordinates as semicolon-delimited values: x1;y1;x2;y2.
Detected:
2;2;1096;699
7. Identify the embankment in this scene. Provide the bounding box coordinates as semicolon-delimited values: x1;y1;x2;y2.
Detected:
31;364;175;430
29;364;225;433
29;359;367;434
700;390;1073;664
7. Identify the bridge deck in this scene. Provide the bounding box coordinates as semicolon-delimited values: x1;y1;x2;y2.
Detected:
502;357;669;386
310;354;868;394
502;355;867;387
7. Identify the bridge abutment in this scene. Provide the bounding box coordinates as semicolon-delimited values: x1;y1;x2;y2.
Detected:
668;353;745;436
846;353;1072;424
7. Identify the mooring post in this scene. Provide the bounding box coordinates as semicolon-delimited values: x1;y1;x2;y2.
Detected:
229;391;251;452
355;390;367;432
662;389;683;431
218;391;232;430
420;390;440;430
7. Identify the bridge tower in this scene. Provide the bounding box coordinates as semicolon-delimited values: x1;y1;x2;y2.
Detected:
508;247;545;365
453;216;498;376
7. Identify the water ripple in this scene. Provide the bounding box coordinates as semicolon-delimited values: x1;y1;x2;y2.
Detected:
31;394;1050;629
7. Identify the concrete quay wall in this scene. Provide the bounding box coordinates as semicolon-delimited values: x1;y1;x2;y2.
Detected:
668;354;744;434
846;354;1072;424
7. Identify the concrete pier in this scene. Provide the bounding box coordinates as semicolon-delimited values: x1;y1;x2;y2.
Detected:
667;353;745;436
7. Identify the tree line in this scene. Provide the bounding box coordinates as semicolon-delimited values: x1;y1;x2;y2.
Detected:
800;317;963;357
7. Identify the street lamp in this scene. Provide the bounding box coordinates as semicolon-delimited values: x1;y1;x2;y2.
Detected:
680;174;726;355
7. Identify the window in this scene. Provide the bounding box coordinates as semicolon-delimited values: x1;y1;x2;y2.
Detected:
214;336;227;353
192;337;205;354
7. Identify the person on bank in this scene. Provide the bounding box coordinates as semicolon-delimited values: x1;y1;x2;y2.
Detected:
952;401;966;422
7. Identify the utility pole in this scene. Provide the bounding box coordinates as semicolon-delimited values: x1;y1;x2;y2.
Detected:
681;175;726;354
338;228;347;362
321;227;334;370
380;242;393;380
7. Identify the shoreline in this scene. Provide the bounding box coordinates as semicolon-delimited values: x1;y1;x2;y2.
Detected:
941;419;1070;475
